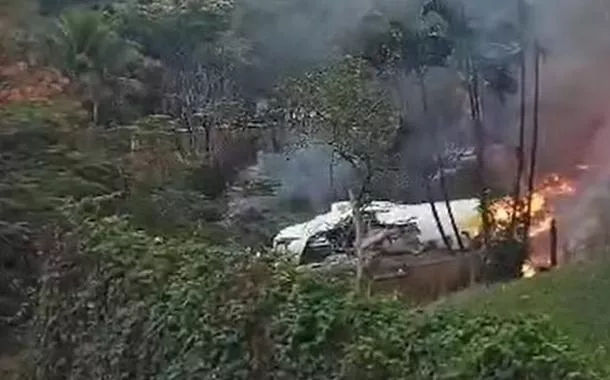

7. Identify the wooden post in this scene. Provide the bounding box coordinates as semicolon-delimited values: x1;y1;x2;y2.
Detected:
348;190;364;294
550;218;558;267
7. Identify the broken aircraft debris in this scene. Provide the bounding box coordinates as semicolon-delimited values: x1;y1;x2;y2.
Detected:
273;199;482;265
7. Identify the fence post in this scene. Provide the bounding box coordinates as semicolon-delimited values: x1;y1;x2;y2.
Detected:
348;190;364;294
550;219;558;268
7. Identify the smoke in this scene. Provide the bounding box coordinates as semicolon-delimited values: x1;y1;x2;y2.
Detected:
256;145;359;211
445;0;610;186
236;0;422;93
521;0;610;258
237;0;419;60
243;0;610;214
525;1;610;172
236;0;373;91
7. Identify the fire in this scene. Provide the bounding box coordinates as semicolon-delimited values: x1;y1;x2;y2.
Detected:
539;174;576;197
489;193;546;230
489;173;575;238
521;261;537;278
529;216;553;237
487;173;576;278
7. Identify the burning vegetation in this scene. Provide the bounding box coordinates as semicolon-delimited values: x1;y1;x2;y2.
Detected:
487;173;578;277
490;173;576;237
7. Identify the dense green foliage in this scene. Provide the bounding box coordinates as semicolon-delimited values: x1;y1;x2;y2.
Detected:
0;100;227;341
0;100;116;338
26;207;603;379
446;260;610;373
0;100;232;376
0;101;223;233
0;101;119;222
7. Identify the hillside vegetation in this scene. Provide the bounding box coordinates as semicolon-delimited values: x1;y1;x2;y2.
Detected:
441;259;610;372
1;0;609;378
0;98;603;379
27;210;605;379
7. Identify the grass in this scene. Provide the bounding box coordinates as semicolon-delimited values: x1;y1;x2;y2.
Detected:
437;259;610;370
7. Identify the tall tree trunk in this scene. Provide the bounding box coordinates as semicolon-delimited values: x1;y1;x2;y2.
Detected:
357;163;372;203
439;166;465;251
203;122;212;164
467;60;490;245
86;74;102;126
329;127;337;199
511;0;529;234
524;41;542;242
426;181;452;250
329;152;335;199
510;48;527;233
419;73;453;250
349;189;365;294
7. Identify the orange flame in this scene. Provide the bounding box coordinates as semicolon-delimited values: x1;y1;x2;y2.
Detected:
488;173;576;278
522;261;537;278
489;173;575;238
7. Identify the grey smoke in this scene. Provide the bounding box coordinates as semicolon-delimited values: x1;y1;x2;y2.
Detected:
516;0;610;257
257;145;358;211
236;0;419;90
243;0;610;213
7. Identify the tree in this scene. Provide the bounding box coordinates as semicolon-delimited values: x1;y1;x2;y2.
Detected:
0;0;39;60
48;9;142;124
115;0;250;158
357;8;460;250
510;0;530;233
115;0;236;65
523;40;542;243
163;62;245;160
280;55;399;200
422;0;520;245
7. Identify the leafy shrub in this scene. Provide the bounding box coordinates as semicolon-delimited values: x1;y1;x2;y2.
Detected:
485;237;527;282
26;206;604;380
0;101;120;224
125;188;227;235
0;100;118;361
343;310;598;380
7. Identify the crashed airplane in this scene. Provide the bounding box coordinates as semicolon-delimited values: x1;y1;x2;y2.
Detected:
273;198;483;264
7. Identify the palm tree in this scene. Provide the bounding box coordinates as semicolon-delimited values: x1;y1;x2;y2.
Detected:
358;8;465;251
510;0;530;233
358;2;523;250
418;1;486;248
416;62;457;251
49;10;141;125
423;0;520;245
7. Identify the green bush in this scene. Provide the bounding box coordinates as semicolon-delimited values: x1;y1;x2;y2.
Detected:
125;188;227;235
0;101;121;224
26;208;604;380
